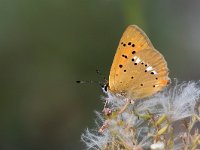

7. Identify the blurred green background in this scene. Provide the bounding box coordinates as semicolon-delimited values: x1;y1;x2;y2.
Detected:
1;0;200;149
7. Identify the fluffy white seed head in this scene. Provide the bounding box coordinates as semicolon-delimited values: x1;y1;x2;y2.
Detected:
81;81;200;149
136;81;200;121
150;141;164;150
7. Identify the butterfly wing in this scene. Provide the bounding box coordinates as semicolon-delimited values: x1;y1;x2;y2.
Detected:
108;25;169;99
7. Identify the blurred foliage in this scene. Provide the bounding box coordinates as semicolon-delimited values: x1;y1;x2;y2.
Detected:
0;0;200;149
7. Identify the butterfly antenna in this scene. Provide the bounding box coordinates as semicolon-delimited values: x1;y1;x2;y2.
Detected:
96;68;107;83
76;80;104;88
76;69;107;90
76;80;97;84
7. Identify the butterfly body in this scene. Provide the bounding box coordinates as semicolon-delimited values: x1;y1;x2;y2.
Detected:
108;25;169;99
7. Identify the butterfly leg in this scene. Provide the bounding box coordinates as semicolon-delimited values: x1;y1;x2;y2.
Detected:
102;107;112;116
118;98;134;114
98;120;109;133
102;99;113;116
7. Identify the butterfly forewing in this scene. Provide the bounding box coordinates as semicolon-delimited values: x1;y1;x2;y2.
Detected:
108;25;169;99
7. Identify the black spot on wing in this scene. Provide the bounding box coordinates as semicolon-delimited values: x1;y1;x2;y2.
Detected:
122;54;128;59
132;51;136;54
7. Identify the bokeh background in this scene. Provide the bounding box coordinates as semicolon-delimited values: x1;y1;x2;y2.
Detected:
1;0;200;149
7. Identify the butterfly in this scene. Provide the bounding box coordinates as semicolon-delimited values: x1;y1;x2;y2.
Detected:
107;25;169;100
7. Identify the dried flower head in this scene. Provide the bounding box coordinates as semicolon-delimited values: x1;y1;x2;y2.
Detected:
81;81;200;149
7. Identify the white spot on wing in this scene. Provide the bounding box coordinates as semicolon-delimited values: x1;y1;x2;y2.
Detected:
146;66;153;71
133;56;137;59
152;71;157;74
136;58;141;63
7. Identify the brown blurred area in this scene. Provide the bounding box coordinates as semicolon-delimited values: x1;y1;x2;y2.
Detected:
0;0;200;149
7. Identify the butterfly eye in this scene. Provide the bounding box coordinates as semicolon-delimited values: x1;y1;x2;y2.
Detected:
103;84;109;92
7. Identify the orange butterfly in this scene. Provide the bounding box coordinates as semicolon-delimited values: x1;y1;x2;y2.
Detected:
108;25;169;100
